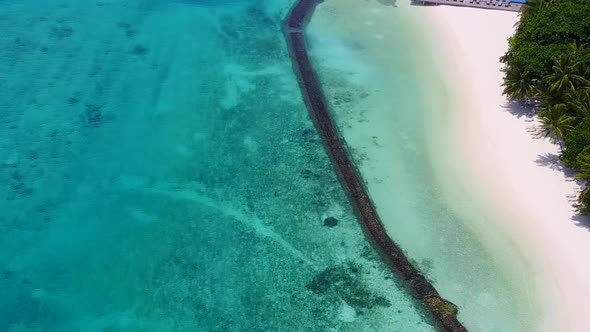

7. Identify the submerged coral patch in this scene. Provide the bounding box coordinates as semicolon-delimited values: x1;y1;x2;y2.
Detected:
307;263;391;310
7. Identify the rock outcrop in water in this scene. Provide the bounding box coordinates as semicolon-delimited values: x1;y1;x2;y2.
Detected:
323;216;338;227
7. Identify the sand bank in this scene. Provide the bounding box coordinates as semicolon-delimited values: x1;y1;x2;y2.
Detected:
418;5;590;331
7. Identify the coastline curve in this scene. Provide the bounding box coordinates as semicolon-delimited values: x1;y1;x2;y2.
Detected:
282;1;468;331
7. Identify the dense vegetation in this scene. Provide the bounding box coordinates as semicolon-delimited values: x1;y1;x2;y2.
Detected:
501;0;590;213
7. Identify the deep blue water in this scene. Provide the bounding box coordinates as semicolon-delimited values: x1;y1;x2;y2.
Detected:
0;0;433;331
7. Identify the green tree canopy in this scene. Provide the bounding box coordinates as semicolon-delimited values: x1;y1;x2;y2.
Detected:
539;104;575;152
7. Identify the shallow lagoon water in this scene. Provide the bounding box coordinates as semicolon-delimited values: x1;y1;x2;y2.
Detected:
308;1;536;331
0;0;435;331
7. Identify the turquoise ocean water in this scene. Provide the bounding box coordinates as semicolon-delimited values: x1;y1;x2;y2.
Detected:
0;0;438;331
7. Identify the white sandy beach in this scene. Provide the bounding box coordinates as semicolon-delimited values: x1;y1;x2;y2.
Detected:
418;5;590;331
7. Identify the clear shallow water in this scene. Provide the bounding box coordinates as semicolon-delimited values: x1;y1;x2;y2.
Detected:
0;0;434;331
308;1;535;331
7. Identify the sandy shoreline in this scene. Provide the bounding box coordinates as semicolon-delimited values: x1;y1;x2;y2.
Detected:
308;1;539;330
417;5;590;331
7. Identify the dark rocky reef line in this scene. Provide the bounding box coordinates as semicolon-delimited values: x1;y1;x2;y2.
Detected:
282;1;468;331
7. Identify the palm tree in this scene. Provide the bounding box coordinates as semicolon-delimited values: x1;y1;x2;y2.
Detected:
575;149;590;214
502;65;538;102
576;185;590;215
544;53;590;96
521;0;550;17
567;88;590;118
566;43;588;60
576;149;590;181
538;104;575;153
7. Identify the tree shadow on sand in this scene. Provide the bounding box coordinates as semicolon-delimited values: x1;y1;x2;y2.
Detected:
534;153;574;175
503;101;542;139
534;154;590;231
503;102;590;231
502;100;536;119
571;214;590;230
